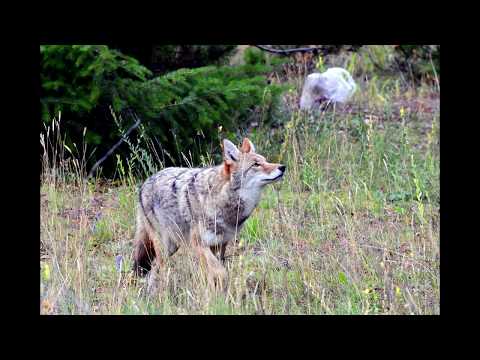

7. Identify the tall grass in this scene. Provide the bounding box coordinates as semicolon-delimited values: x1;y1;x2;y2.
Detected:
40;47;439;315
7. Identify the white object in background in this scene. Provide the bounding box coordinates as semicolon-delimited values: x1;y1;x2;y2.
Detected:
300;67;357;110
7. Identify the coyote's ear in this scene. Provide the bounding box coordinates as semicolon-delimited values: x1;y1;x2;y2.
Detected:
240;137;255;153
223;139;240;162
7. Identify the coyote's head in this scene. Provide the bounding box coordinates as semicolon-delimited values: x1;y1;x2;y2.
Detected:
222;138;286;189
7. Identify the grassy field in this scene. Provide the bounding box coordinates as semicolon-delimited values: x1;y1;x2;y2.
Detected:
40;47;440;315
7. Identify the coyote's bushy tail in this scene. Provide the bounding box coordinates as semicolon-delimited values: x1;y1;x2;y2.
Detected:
132;218;156;277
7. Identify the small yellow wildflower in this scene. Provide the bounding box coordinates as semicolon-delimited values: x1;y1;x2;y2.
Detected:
43;263;50;281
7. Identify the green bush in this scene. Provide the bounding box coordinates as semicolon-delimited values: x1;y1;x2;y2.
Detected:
394;45;440;81
125;64;286;166
40;45;286;176
40;45;151;123
244;47;267;65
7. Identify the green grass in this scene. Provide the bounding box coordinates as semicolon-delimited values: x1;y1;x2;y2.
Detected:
40;49;439;315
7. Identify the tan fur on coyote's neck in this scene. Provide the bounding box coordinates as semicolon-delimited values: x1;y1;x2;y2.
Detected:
194;163;256;228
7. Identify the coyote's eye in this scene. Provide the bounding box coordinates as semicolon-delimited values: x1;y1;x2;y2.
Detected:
253;162;261;167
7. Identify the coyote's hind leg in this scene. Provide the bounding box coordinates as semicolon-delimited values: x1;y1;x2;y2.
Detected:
145;225;181;294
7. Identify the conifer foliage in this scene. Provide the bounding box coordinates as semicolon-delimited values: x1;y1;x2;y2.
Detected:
40;45;285;175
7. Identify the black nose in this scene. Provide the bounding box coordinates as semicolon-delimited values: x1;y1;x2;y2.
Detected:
279;165;286;173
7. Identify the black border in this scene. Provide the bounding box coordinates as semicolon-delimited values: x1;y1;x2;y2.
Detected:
16;19;448;337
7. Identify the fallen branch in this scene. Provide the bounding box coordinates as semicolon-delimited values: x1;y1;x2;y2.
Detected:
254;45;328;56
87;111;142;178
254;45;362;56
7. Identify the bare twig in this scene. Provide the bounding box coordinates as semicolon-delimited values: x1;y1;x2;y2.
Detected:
253;45;325;55
254;45;362;57
87;111;142;178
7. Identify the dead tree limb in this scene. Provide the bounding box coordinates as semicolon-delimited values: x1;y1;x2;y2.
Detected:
254;45;362;56
87;111;142;178
254;45;327;56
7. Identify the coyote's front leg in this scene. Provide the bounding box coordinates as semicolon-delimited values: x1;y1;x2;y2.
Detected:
191;228;228;292
198;246;228;292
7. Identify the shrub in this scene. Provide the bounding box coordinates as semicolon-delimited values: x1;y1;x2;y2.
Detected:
40;45;286;176
40;45;151;120
394;45;440;81
244;47;267;65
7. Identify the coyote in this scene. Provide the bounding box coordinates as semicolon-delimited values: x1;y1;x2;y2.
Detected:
132;137;285;290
